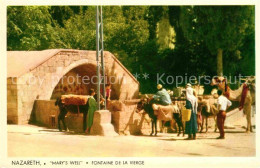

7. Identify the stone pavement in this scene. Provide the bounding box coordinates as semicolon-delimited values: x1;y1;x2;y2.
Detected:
7;124;255;157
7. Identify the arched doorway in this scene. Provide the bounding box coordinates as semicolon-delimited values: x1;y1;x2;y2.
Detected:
50;63;119;100
51;63;97;99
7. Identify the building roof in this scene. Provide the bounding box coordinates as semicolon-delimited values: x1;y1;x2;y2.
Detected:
7;49;138;84
7;49;61;77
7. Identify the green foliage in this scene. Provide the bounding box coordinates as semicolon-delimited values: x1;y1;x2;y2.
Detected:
180;6;255;56
57;6;96;50
7;6;61;50
106;6;149;72
178;6;255;76
49;6;88;27
7;6;255;93
145;6;164;39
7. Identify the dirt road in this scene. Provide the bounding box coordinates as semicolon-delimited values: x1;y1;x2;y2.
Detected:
7;124;255;157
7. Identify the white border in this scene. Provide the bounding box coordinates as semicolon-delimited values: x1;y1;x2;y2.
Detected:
1;1;259;168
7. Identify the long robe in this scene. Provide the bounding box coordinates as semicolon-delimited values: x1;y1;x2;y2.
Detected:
185;100;198;134
86;96;97;129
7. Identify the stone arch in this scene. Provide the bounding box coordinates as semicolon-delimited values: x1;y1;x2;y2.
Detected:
45;59;96;100
7;49;140;124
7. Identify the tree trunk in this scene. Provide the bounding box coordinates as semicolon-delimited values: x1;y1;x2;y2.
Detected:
217;48;223;76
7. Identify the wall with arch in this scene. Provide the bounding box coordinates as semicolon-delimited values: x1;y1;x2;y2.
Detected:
7;49;139;124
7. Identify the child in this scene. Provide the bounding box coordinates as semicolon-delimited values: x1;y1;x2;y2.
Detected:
105;84;112;101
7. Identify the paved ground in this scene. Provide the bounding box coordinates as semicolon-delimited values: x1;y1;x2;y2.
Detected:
8;124;255;157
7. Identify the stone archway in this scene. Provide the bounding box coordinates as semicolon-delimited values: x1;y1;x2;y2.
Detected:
7;49;139;124
50;62;97;99
45;59;92;100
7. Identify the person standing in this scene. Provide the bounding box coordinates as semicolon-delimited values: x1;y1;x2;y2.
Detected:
185;83;198;140
216;90;232;139
85;89;98;134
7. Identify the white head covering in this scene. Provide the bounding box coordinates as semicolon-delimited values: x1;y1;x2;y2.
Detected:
186;83;192;87
186;87;198;113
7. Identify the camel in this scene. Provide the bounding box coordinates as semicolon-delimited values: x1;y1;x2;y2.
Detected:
211;76;255;132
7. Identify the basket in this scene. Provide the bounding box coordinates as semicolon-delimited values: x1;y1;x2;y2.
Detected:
182;107;191;122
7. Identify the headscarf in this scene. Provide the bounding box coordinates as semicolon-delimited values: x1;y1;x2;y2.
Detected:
186;87;198;113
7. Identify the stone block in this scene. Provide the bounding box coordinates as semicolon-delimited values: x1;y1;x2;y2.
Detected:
7;102;17;109
93;110;112;124
111;113;120;123
10;85;17;90
72;52;79;55
65;114;84;132
7;78;15;85
108;100;125;111
57;61;64;67
88;60;96;65
34;100;59;127
11;90;17;96
73;55;80;61
42;62;48;67
7;115;18;124
90;110;118;136
39;67;44;72
48;57;56;63
7;108;17;116
59;54;68;60
43;67;48;72
64;60;71;66
80;54;88;59
49;67;56;73
63;55;69;60
17;114;28;124
7;89;11;96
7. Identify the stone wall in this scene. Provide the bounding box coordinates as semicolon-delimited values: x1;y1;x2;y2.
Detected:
7;50;139;124
7;78;18;124
32;99;150;135
32;100;59;127
104;52;139;100
32;100;86;132
108;100;151;135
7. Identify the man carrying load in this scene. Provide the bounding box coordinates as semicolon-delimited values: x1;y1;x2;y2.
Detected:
152;84;172;106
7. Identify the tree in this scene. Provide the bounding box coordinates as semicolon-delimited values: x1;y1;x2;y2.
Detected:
7;6;62;50
180;6;255;76
49;6;88;27
109;6;149;72
145;6;164;40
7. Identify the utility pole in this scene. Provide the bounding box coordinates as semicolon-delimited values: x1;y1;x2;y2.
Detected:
96;6;106;110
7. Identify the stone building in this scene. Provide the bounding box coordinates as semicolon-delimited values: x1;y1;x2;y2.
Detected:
7;49;150;135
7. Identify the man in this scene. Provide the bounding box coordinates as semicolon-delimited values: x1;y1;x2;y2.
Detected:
216;90;232;139
153;84;172;105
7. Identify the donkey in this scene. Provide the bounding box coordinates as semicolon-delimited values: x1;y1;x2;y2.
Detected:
55;97;89;132
137;99;183;136
197;100;218;133
137;99;158;136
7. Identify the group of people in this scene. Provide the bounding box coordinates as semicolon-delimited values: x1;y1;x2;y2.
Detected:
86;82;232;139
152;83;232;140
